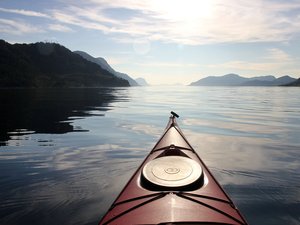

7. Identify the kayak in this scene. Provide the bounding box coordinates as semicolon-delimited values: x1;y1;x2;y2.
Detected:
99;112;248;225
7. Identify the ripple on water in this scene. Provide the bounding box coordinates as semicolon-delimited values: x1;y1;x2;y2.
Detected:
1;87;300;225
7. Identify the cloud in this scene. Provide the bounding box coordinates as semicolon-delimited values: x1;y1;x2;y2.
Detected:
48;24;73;32
51;9;110;32
0;7;72;34
264;48;294;62
2;1;300;46
207;48;299;74
0;7;49;18
45;0;300;45
209;61;277;72
0;18;45;35
135;61;199;68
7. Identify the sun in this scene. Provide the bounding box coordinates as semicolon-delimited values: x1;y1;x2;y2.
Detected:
150;0;214;38
153;0;213;22
137;0;216;44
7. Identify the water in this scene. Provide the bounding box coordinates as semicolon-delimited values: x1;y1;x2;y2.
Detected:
0;86;299;225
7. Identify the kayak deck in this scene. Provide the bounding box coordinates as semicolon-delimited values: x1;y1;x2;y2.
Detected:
99;113;248;225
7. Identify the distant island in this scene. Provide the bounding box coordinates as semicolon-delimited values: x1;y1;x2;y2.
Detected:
0;40;129;88
190;73;298;86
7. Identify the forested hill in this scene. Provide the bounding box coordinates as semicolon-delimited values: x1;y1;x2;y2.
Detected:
284;78;300;86
190;73;296;86
0;40;129;87
74;50;139;86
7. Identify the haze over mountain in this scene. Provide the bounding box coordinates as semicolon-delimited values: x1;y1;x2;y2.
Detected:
74;51;139;86
135;77;149;86
190;74;297;86
0;40;129;88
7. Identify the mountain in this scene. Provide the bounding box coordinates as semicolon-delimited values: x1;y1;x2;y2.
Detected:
190;74;296;86
74;51;139;86
284;78;300;86
190;74;247;86
135;77;149;86
273;75;297;85
0;40;129;87
249;75;276;81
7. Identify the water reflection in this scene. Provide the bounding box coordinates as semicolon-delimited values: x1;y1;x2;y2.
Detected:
0;88;120;146
0;86;300;225
183;122;300;225
0;143;145;225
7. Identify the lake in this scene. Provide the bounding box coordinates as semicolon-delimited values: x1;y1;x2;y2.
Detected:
0;86;299;225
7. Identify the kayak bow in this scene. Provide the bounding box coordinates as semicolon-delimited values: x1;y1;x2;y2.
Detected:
99;112;248;225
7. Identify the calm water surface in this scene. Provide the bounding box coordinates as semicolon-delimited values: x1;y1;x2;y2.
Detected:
0;86;299;225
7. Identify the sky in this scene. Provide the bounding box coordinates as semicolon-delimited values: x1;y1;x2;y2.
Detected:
1;0;300;85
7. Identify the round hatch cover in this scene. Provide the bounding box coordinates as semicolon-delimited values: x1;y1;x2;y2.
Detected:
142;156;202;188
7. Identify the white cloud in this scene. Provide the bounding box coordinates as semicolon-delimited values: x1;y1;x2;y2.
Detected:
0;7;49;18
46;0;300;45
209;60;279;72
0;18;45;35
207;48;299;74
264;48;293;62
51;9;110;32
1;1;300;45
135;61;199;68
48;24;73;32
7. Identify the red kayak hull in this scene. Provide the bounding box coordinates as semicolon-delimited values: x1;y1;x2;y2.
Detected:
99;115;248;225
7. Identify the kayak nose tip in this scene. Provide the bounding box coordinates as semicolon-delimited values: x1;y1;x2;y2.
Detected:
171;111;179;118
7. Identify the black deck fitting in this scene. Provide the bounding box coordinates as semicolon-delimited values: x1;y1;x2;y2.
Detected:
171;111;179;118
